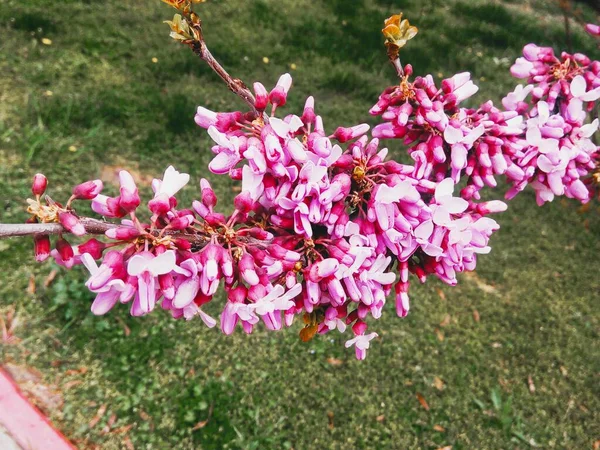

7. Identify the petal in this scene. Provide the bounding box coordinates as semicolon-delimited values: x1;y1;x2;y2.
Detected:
147;250;177;276
570;75;587;98
536;154;554;173
443;126;463;144
268;117;290;138
127;254;150;277
435;178;455;202
173;277;200;308
207;126;233;150
444;197;469;214
414;220;434;240
91;289;120;315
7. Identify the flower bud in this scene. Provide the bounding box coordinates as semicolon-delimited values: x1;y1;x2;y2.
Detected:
253;82;268;110
301;96;315;124
72;180;103;200
200;178;217;208
148;193;171;216
34;234;51;262
59;211;86;236
169;214;194;230
333;124;370;143
78;238;106;260
55;237;75;266
105;226;140;240
118;170;140;213
352;320;368;336
269;73;292;106
234;191;253;214
31;173;47;196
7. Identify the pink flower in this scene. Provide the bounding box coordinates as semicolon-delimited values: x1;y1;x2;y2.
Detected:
127;250;180;315
345;332;378;360
431;179;468;226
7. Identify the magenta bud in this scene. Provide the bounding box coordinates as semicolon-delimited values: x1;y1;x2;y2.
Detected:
269;73;292;106
56;237;74;264
148;194;171;216
72;180;103;200
476;200;507;215
352;320;368;336
253;82;269;110
78;238;106;259
118;170;140;213
169;214;194;230
59;211;85;236
34;234;51;262
31;173;48;196
333;124;370;143
301;96;316;124
200;178;217;208
234;191;253;214
105;226;140;240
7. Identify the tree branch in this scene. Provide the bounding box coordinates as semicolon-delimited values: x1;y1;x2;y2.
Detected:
189;39;259;115
0;218;116;238
0;218;271;249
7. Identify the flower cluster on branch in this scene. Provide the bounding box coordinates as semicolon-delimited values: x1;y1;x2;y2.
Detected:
3;4;599;360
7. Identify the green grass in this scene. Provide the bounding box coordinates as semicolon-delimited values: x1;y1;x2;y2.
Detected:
1;0;599;448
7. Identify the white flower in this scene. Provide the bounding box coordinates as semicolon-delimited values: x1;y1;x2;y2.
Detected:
154;166;190;198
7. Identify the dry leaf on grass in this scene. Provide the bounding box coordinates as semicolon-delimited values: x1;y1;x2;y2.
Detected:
439;314;451;327
433;376;445;391
191;420;209;431
416;393;430;411
463;272;497;294
435;328;444;342
436;446;452;450
101;414;117;434
433;424;445;432
527;375;536;394
327;411;335;429
89;404;108;429
116;317;131;337
123;436;135;450
1;307;21;344
65;367;88;376
436;288;446;300
472;310;480;322
44;270;58;287
327;357;344;366
63;380;83;390
111;424;133;435
27;275;36;295
376;414;385;422
192;403;214;432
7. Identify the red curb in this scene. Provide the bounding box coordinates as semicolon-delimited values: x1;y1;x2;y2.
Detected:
0;367;76;450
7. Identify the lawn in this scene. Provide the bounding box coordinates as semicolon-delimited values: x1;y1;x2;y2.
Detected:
0;0;599;448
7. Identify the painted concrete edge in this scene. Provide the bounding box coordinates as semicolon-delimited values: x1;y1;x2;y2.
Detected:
0;367;76;450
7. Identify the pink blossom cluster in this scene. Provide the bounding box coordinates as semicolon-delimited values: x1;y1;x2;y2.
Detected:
192;73;505;356
27;23;600;360
503;43;600;204
370;40;600;207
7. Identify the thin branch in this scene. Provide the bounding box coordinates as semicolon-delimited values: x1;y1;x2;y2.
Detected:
0;218;115;238
0;218;271;249
188;33;258;115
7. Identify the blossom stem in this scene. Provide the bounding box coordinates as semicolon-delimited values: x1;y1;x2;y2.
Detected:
188;38;258;115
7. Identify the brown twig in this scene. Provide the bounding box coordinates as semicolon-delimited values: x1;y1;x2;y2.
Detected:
0;217;271;250
189;39;258;115
0;218;115;238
